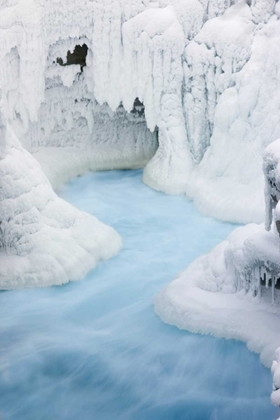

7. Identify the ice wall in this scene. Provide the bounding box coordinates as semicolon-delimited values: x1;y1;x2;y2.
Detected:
1;0;280;224
184;1;280;223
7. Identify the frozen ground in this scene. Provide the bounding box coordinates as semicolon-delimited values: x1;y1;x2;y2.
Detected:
0;170;277;419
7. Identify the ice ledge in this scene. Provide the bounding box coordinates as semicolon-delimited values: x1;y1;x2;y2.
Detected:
154;257;280;368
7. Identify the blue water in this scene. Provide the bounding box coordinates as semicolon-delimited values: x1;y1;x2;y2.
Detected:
0;170;277;420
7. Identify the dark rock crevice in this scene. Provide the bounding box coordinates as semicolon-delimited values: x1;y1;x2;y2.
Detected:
56;44;88;72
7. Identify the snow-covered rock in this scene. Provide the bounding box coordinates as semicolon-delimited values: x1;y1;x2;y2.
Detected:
0;110;122;289
154;138;280;368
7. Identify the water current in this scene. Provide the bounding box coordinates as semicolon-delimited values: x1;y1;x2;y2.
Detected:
0;170;277;419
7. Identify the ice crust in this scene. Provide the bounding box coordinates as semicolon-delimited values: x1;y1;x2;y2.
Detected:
1;0;280;224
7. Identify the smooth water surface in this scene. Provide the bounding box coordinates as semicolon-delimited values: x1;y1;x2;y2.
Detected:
0;170;277;420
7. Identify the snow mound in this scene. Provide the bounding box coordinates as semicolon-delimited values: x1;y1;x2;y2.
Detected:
154;223;280;368
0;117;122;289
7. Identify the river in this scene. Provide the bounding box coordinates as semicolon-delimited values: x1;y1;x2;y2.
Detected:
0;169;276;419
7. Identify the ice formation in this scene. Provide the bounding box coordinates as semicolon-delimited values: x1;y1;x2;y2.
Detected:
0;0;280;224
0;108;122;288
154;139;280;410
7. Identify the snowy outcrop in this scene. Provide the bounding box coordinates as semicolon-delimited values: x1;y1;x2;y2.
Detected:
1;0;280;223
154;139;280;368
0;112;122;289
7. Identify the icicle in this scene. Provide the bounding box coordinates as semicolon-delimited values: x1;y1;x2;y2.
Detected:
241;273;244;292
254;266;257;296
265;271;268;288
272;275;275;304
246;270;251;294
276;274;280;291
235;269;240;292
258;266;262;298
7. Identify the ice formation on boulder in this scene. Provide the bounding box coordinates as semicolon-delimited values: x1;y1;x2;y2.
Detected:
0;109;122;289
1;0;280;224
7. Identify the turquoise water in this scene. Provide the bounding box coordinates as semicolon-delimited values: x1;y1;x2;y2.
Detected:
0;170;277;419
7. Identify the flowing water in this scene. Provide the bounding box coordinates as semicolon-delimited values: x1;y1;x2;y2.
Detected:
0;170;277;419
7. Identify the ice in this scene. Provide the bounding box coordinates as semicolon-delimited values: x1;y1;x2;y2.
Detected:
1;0;280;224
0;170;276;419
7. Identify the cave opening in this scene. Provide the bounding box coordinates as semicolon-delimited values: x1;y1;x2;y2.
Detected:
56;44;88;72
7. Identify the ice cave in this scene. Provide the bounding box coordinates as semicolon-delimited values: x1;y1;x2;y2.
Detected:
1;0;280;419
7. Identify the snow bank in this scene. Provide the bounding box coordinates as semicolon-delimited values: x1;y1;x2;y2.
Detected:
154;138;280;401
0;113;122;289
154;219;280;366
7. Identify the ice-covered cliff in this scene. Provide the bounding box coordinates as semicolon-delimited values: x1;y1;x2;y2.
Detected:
1;0;280;223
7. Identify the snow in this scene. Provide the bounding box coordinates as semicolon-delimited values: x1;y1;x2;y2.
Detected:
154;218;280;363
0;111;122;289
154;259;280;370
